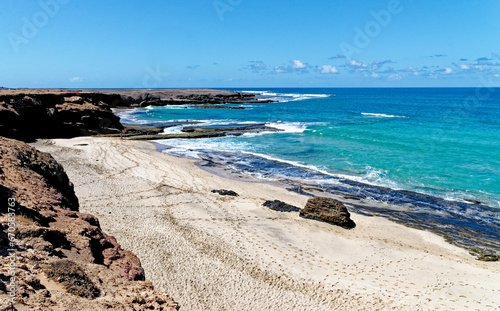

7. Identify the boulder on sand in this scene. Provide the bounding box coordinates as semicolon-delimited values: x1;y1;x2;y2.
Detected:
262;200;300;212
299;197;356;229
211;189;239;196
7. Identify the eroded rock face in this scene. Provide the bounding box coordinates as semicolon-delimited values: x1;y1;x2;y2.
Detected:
0;94;123;142
0;136;79;217
0;137;178;310
299;197;356;229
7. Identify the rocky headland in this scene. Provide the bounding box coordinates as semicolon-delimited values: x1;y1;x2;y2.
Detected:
0;89;270;142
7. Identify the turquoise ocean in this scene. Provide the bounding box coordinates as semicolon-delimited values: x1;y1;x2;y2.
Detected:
117;88;500;257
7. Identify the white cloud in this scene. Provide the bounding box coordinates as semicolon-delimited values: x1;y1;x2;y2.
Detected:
388;74;402;80
444;68;453;74
69;77;83;82
274;66;287;73
349;59;363;67
318;65;338;74
292;60;307;69
459;64;470;70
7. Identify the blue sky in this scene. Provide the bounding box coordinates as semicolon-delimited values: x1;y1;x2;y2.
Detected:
1;0;499;88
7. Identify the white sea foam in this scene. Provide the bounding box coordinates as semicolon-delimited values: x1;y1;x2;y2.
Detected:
241;91;279;96
162;105;192;109
233;151;399;190
238;121;310;137
242;151;320;171
337;168;401;189
162;125;184;134
267;122;306;133
361;112;407;118
154;137;251;159
241;90;330;103
114;109;151;125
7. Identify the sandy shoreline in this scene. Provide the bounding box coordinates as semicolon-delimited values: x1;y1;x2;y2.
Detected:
32;137;500;310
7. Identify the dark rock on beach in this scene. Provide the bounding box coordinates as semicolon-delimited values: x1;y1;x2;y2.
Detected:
262;200;301;212
0;136;178;310
299;197;356;229
212;189;239;196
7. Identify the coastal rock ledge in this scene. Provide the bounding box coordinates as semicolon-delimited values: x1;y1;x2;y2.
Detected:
0;136;178;310
0;94;123;142
299;197;356;229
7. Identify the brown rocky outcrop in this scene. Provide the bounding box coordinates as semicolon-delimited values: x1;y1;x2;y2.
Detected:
0;89;271;142
0;94;123;142
299;197;356;229
0;137;178;310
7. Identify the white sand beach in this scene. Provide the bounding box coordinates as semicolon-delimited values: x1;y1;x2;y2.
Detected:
32;137;500;311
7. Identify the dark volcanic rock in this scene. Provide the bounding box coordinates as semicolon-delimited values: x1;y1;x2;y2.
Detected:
181;123;276;134
0;94;123;142
262;200;300;212
299;197;356;229
197;105;245;110
212;189;239;196
129;123;283;141
129;131;228;141
464;199;482;205
0;89;273;141
0;137;178;310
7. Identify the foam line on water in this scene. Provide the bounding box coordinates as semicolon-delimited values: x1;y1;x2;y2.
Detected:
241;90;330;102
361;112;407;118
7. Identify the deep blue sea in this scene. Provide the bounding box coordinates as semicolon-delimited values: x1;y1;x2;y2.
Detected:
117;88;500;257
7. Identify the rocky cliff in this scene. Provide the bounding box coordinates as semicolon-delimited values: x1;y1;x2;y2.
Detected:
0;136;178;310
0;89;266;142
0;93;123;142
